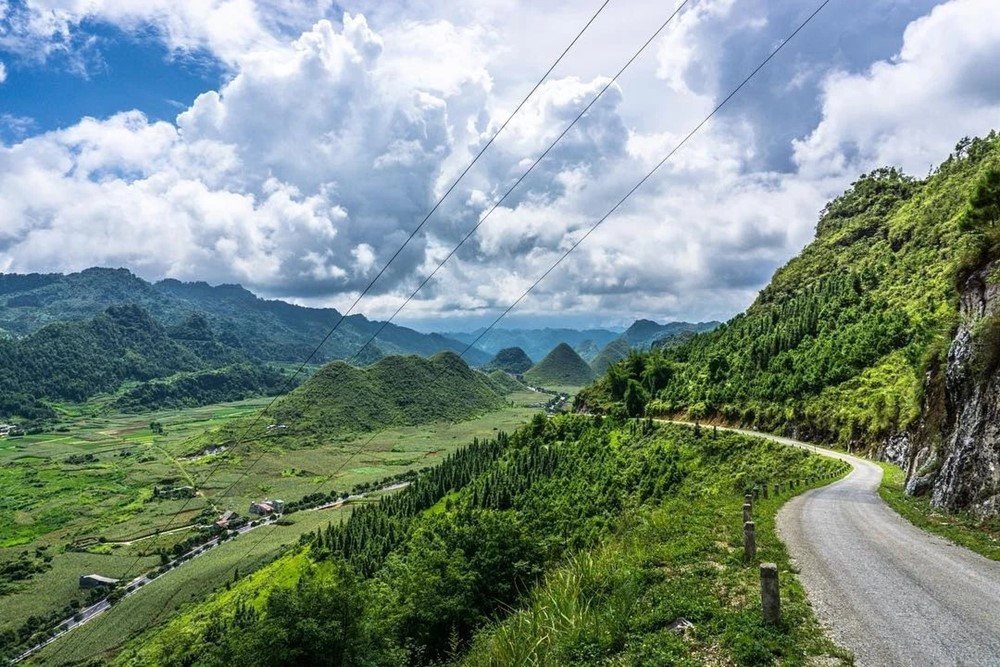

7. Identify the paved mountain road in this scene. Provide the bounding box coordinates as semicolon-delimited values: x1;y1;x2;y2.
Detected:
722;427;1000;666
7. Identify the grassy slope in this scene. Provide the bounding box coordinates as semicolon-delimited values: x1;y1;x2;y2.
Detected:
877;463;999;561
462;478;850;666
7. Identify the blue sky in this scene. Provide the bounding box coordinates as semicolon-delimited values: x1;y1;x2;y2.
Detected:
0;0;998;331
1;21;225;142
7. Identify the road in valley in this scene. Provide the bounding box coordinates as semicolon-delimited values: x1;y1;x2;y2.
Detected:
11;479;413;664
720;427;1000;667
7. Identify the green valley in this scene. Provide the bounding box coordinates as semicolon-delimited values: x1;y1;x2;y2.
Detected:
0;353;540;663
2;1;998;658
91;418;848;667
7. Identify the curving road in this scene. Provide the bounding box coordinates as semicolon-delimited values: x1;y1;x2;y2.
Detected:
724;428;1000;667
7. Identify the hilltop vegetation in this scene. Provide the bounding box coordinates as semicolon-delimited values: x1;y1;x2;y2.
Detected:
578;134;1000;448
242;352;509;446
0;305;222;420
524;342;595;386
115;417;846;667
483;346;533;374
113;364;295;413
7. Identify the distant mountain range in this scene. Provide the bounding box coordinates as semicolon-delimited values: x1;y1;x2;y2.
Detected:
0;267;491;420
619;319;720;348
440;327;622;363
440;319;719;363
0;268;490;365
0;267;720;421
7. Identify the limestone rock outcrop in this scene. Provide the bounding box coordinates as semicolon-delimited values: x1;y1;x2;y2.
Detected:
904;261;1000;516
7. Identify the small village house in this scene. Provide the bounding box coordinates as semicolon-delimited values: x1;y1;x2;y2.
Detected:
79;574;119;588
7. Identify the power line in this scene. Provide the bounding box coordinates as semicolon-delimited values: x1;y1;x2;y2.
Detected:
35;4;613;665
212;0;834;612
46;0;833;660
204;0;690;519
217;0;696;578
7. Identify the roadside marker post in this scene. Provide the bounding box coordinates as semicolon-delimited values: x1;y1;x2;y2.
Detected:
760;563;781;624
743;521;756;563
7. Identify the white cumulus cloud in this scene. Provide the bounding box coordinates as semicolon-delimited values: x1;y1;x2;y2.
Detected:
794;0;1000;177
0;0;998;330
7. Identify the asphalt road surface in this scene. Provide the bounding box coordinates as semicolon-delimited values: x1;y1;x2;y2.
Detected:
727;429;1000;667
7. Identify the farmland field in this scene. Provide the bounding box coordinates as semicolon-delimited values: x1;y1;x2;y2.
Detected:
1;389;542;657
28;505;355;665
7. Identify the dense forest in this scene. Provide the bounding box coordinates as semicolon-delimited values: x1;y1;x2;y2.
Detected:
118;416;845;666
578;134;1000;446
113;363;295;413
0;306;234;420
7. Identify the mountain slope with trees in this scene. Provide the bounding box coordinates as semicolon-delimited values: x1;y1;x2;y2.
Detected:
243;352;510;446
0;270;491;420
578;133;1000;515
524;343;595;386
483;347;533;374
0;305;230;419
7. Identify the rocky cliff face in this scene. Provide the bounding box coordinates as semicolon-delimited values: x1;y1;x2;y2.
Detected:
900;261;1000;517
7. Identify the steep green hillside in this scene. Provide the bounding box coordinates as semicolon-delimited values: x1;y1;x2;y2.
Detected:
483;346;533;374
524;342;595;386
579;134;1000;446
590;338;630;375
113;364;295;413
253;352;508;445
0;305;230;419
